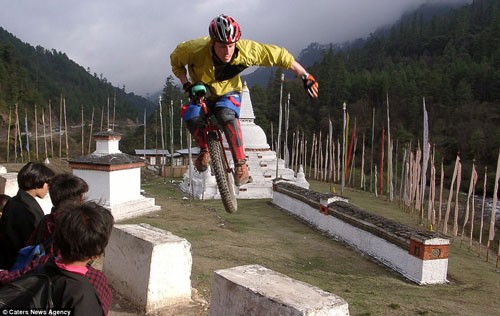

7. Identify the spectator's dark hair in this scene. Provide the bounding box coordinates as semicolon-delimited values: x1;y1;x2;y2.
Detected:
17;162;55;190
49;173;89;208
54;201;114;262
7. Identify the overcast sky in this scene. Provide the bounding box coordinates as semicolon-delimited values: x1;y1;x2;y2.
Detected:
0;0;470;97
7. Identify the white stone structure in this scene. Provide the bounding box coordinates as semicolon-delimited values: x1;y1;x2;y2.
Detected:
210;264;350;316
103;224;192;312
69;130;160;220
180;82;309;199
0;170;18;197
273;189;449;285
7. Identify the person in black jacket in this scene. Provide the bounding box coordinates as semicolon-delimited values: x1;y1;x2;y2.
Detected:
48;200;114;315
0;162;55;269
0;201;113;315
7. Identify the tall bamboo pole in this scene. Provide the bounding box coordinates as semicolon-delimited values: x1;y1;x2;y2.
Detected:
88;108;95;154
478;167;487;256
24;108;29;159
453;161;462;236
291;131;295;172
100;107;104;131
341;102;346;194
42;107;48;160
64;98;69;160
370;107;375;193
13;104;18;162
34;104;39;160
294;127;300;171
486;150;500;262
421;98;430;214
7;108;11;162
112;94;116;130
428;148;436;230
270;122;274;152
49;99;54;158
179;100;183;150
469;163;478;249
81;105;85;155
337;140;341;183
323;129;328;182
386;94;393;201
59;95;62;159
308;133;315;178
328;119;333;186
170;100;174;180
19;107;24;162
159;96;166;174
361;133;366;189
437;160;444;231
143;108;147;157
284;93;290;168
107;96;110;130
443;155;460;234
380;126;385;196
276;73;284;178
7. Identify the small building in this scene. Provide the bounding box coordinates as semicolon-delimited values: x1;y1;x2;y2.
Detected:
134;149;171;166
175;147;201;166
70;130;160;220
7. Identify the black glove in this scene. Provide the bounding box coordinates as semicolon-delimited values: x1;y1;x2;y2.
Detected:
302;73;319;99
183;81;193;97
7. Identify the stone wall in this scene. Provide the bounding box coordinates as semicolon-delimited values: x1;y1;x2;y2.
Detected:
273;182;450;285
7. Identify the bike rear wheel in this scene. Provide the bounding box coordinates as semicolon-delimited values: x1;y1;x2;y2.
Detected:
208;133;238;213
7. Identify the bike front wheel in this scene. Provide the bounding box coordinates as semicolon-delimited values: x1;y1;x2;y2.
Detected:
208;133;238;213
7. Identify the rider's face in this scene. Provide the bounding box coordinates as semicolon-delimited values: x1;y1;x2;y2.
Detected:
213;41;236;63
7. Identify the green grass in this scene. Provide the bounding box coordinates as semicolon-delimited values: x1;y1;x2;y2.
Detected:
120;176;500;315
5;160;494;315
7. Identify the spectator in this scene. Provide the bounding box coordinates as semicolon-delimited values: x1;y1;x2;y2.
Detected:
2;201;114;315
52;200;113;314
0;177;113;315
25;173;89;256
0;162;55;269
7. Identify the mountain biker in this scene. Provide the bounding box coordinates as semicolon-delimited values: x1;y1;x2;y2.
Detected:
170;14;319;186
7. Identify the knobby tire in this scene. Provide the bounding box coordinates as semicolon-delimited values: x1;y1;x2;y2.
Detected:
208;133;238;213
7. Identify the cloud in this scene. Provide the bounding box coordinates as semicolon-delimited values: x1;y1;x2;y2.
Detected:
0;0;471;96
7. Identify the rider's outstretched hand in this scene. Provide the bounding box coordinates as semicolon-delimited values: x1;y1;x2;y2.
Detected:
302;73;319;99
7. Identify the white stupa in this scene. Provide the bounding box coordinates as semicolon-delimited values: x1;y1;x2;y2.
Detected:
69;130;161;220
180;82;309;199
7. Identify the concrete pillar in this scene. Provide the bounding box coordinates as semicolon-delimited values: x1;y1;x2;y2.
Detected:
0;172;18;196
103;224;192;313
210;264;349;316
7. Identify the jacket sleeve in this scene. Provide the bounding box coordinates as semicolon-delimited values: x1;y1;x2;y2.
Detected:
170;41;191;79
237;39;295;69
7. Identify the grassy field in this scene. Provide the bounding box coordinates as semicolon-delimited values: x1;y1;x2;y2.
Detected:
3;161;499;315
120;172;500;316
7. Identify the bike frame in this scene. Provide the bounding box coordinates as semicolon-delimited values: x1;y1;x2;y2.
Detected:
193;94;238;213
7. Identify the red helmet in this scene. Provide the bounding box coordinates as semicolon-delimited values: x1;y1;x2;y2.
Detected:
209;14;241;44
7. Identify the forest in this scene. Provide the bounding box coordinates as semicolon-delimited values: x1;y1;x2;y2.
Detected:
0;0;499;195
0;25;155;139
242;0;500;193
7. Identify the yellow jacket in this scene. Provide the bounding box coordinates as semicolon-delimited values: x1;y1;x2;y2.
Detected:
170;37;295;98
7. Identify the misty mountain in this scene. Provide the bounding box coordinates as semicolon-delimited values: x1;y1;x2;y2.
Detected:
242;1;465;87
0;26;156;126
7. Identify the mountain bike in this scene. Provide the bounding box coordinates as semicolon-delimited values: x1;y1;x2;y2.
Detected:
191;83;238;213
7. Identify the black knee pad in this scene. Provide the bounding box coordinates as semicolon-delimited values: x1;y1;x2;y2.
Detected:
185;117;205;134
215;107;236;125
